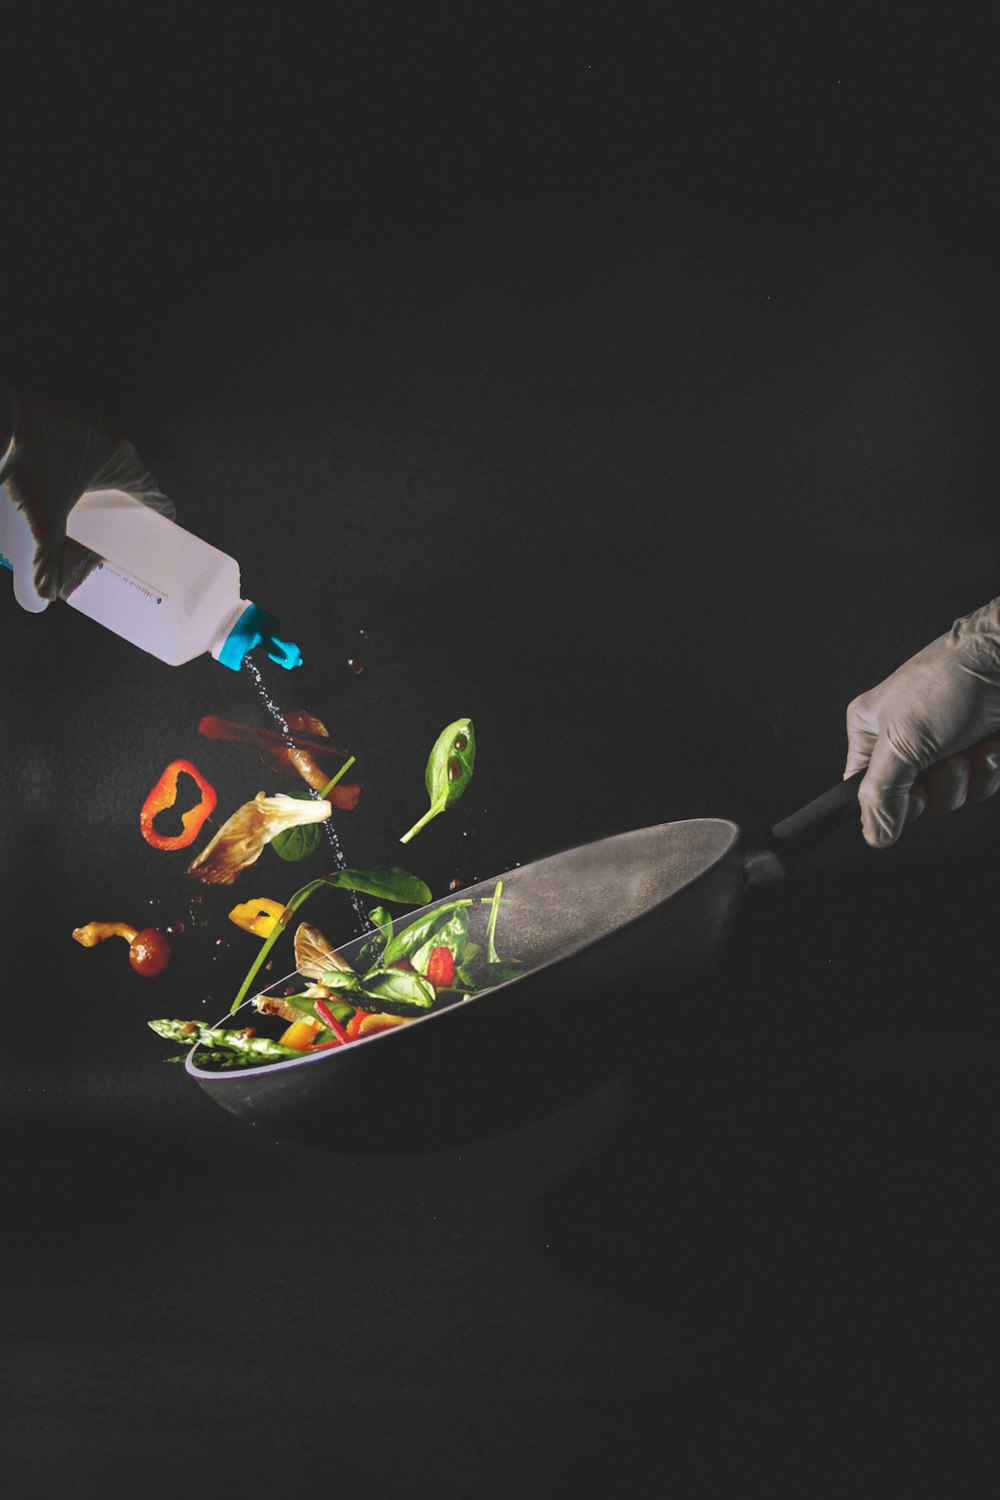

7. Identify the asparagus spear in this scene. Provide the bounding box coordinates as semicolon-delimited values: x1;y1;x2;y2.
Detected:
148;1018;300;1062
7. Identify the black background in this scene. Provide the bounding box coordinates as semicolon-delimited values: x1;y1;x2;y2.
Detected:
4;6;1000;1495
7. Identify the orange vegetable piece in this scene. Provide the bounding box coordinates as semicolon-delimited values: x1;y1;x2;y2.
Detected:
279;1018;322;1050
140;760;217;851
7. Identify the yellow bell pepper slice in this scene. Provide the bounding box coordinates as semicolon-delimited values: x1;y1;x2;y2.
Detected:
279;1018;322;1050
228;898;288;939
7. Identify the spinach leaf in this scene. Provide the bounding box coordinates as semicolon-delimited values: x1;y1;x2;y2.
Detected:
358;967;437;1015
380;899;473;967
323;867;432;904
271;790;325;862
399;717;475;844
410;908;470;975
270;757;358;861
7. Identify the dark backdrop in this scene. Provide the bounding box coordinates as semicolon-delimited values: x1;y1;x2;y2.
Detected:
4;7;1000;1496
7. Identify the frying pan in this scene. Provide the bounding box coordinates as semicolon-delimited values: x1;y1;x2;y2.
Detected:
186;768;875;1152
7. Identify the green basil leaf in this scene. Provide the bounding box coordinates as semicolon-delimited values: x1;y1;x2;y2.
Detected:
323;866;433;905
381;899;473;967
271;822;325;861
359;967;437;1014
399;717;475;843
271;788;325;862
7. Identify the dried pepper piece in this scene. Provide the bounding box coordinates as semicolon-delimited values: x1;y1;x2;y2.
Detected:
140;759;217;852
197;713;361;806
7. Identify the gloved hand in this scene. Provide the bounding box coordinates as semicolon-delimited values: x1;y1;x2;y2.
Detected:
0;381;173;607
845;599;1000;847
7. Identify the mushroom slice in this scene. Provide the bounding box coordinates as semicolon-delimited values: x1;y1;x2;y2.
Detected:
186;793;331;886
294;922;354;980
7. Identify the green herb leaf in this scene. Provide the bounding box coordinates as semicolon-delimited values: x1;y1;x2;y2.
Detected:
410;908;470;975
271;802;325;861
270;757;357;861
323;867;433;904
359;967;437;1015
399;717;475;844
380;899;473;967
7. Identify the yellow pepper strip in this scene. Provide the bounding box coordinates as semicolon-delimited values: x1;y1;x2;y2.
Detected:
228;898;288;939
72;921;139;948
279;1018;322;1050
355;1013;410;1038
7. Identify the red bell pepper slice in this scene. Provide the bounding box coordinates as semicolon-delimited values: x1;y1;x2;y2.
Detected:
140;759;217;852
313;995;352;1044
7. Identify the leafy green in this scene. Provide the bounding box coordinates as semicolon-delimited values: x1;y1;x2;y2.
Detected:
410;907;470;976
271;757;356;861
357;967;436;1015
399;718;475;844
380;899;473;968
229;864;432;1014
323;867;433;904
271;790;324;861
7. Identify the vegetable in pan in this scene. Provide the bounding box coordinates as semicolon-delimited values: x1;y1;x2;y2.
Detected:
152;878;520;1071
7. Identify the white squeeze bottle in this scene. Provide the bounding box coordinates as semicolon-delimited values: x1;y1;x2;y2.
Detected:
0;486;302;671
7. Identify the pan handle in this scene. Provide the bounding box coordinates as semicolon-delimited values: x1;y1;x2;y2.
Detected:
745;738;1000;886
744;771;864;886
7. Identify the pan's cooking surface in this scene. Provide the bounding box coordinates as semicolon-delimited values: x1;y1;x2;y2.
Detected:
187;818;742;1080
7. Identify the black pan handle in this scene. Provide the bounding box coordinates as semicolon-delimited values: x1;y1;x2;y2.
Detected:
745;769;866;885
744;738;1000;886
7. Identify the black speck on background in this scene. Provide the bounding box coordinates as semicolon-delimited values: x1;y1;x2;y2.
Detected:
4;6;1000;1496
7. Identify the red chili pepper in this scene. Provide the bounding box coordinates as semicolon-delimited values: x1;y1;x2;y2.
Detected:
307;1039;343;1051
346;1010;365;1040
313;996;351;1044
425;945;456;989
140;759;217;851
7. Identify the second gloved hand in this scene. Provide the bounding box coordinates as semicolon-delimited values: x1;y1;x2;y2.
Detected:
0;381;173;608
845;599;1000;847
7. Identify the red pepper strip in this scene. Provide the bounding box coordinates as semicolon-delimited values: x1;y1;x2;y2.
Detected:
307;1038;343;1051
313;996;352;1044
140;759;218;852
345;1010;365;1040
198;715;349;760
197;715;361;807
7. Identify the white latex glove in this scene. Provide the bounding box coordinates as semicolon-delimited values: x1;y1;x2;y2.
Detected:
845;599;1000;847
0;381;173;607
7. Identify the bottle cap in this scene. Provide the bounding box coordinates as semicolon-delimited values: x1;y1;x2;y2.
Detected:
217;602;303;671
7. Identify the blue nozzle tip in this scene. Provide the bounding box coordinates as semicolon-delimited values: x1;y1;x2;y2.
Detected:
218;603;303;672
268;636;303;670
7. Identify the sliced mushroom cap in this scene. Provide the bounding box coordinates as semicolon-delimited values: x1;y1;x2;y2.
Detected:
293;922;354;979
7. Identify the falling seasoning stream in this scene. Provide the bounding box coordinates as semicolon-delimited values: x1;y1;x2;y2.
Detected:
243;655;373;936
